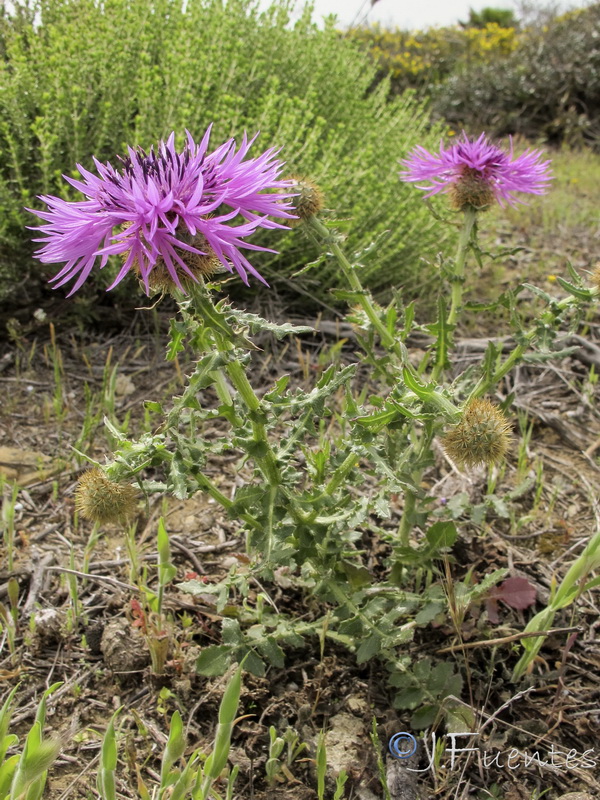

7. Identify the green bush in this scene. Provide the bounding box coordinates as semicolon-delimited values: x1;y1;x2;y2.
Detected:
432;3;600;147
0;0;453;312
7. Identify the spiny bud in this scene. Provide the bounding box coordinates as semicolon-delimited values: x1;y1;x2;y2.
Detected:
75;468;138;524
443;399;512;468
449;166;495;212
288;176;324;224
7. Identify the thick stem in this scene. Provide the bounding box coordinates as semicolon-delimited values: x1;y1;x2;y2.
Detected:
397;491;416;548
447;207;477;328
193;470;234;511
225;360;281;486
225;360;260;412
322;452;359;498
210;369;235;408
306;216;400;355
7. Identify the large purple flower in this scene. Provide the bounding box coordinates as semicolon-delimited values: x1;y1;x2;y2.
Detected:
29;128;296;295
401;132;552;210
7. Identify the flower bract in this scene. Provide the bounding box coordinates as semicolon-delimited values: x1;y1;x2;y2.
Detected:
28;129;296;295
400;132;552;210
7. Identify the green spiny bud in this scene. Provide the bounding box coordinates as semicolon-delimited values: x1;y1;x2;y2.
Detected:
443;399;512;468
288;176;324;224
75;468;138;524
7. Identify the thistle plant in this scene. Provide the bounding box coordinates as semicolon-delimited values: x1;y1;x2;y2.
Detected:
512;525;600;680
0;683;62;800
265;726;307;786
97;667;242;800
29;129;598;722
135;518;178;675
1;481;19;574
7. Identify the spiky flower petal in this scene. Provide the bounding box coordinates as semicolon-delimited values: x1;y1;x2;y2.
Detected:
288;176;324;224
28;129;296;296
401;133;552;210
75;468;138;524
443;399;512;468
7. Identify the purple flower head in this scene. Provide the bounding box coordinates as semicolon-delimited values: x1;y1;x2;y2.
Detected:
400;132;552;210
28;128;296;296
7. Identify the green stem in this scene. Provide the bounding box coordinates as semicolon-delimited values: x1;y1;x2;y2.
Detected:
225;359;281;486
468;334;531;400
264;485;277;563
429;207;477;384
396;423;435;547
279;407;314;457
226;360;260;412
322;452;359;498
447;207;477;328
306;216;400;356
193;470;234;511
471;283;586;399
210;369;235;408
397;491;416;548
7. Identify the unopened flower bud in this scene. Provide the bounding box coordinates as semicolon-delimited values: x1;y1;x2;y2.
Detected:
288;176;324;224
75;468;138;524
443;399;512;468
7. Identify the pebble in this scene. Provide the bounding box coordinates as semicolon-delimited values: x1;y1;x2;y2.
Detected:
556;794;595;800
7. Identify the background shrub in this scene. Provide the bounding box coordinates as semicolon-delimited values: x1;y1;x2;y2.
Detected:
431;4;600;147
346;21;517;96
0;0;453;313
346;3;600;149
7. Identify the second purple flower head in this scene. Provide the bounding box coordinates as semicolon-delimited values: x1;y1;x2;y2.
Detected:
401;132;552;211
29;128;297;296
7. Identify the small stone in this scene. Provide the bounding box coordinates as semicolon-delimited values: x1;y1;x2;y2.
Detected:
346;695;369;715
556;794;595;800
29;608;65;652
227;747;253;772
100;619;150;673
114;374;136;397
323;712;364;777
173;678;192;699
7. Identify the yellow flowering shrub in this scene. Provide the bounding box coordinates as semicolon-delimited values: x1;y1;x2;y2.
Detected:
432;3;600;147
347;23;517;93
